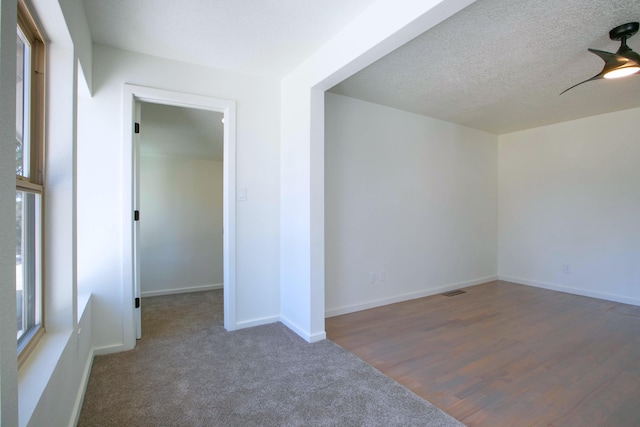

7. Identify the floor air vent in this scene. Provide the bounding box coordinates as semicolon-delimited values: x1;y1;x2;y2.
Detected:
442;290;467;297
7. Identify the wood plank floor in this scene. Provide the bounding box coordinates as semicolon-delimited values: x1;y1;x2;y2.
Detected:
326;281;640;426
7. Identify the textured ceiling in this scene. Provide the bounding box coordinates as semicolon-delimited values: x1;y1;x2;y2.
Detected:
83;0;376;78
330;0;640;134
84;0;640;134
140;103;223;161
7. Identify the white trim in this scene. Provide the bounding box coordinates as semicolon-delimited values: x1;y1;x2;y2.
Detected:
133;101;142;340
122;84;237;350
235;315;280;329
279;316;327;343
141;284;223;298
325;276;498;318
92;343;127;356
308;330;327;343
68;348;94;427
499;275;640;307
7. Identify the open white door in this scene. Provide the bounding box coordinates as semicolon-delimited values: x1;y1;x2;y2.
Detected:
133;101;142;339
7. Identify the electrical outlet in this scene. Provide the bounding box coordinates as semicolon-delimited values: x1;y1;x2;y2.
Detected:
380;271;386;282
369;272;376;284
563;264;571;274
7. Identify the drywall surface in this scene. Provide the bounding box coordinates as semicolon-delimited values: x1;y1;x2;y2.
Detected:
58;0;92;92
0;0;20;424
498;107;640;305
4;0;89;424
280;0;477;341
20;297;93;427
325;93;498;315
77;45;280;350
140;155;223;294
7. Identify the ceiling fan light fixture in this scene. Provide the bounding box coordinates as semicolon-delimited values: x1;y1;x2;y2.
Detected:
561;22;640;94
603;65;640;79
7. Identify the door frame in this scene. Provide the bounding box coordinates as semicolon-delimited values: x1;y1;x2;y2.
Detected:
122;84;237;349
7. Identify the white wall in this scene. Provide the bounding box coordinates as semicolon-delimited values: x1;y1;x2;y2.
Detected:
19;296;93;427
280;0;477;342
58;0;92;92
325;93;498;315
498;107;640;305
0;0;95;425
140;155;223;295
0;0;20;424
77;45;281;352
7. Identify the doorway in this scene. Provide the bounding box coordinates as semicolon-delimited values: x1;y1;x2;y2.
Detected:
123;85;237;349
138;102;224;306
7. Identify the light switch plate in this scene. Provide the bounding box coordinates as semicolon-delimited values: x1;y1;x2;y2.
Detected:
238;187;247;201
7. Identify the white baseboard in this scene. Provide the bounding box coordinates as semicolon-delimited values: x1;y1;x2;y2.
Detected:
325;275;498;318
141;283;223;297
92;343;128;356
279;315;326;343
235;315;280;329
499;275;640;307
69;348;95;427
308;330;327;343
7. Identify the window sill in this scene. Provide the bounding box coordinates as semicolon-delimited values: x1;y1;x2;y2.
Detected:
18;331;71;426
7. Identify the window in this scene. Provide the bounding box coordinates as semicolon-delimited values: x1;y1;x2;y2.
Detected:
16;0;45;367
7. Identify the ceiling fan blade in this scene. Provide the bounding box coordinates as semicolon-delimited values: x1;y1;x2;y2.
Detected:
617;48;640;65
587;48;625;66
560;49;610;94
590;47;640;69
560;72;604;95
561;48;638;94
563;23;640;95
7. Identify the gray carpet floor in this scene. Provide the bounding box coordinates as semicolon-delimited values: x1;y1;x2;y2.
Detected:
78;290;463;426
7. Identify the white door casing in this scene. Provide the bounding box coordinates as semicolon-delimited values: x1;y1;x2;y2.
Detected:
133;101;142;339
122;84;237;349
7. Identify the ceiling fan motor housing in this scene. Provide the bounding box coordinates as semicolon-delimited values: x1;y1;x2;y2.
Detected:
609;22;639;41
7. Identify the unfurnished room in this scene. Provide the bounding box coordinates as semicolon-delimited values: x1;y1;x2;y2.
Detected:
1;0;639;426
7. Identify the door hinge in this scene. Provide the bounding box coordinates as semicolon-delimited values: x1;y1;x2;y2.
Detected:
135;297;140;308
134;210;140;221
134;122;140;134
